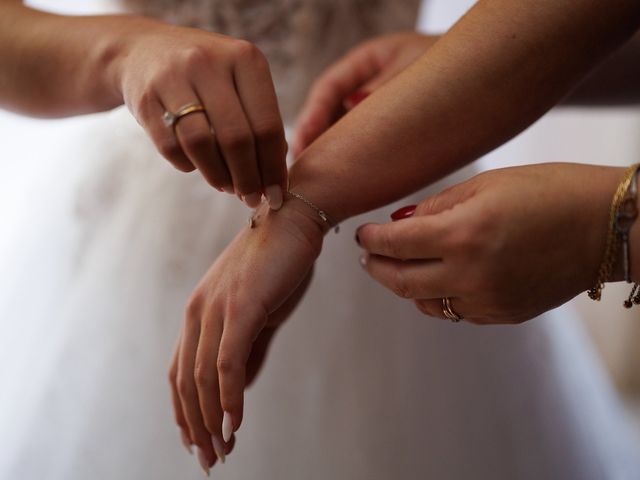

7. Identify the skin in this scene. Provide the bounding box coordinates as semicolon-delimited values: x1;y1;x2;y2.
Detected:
0;0;291;467
169;0;640;466
0;0;288;205
357;163;640;323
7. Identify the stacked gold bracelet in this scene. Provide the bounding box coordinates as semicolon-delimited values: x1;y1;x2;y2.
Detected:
588;163;640;308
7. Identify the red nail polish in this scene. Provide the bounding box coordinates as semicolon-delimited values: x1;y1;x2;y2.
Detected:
344;91;370;108
391;205;417;222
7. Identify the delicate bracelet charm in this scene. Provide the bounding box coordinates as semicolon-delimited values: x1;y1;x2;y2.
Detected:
287;191;340;233
589;163;639;308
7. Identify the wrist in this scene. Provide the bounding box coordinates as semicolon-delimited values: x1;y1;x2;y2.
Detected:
255;197;326;258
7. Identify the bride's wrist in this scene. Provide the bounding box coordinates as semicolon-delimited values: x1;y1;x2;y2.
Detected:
257;197;326;257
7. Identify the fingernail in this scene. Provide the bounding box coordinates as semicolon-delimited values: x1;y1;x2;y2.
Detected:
359;254;367;267
243;192;263;209
391;205;417;222
344;91;370;110
265;185;283;211
222;411;234;443
196;447;211;476
211;435;226;464
180;430;193;455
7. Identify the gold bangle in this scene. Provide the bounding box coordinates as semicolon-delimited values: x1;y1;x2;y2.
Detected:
589;163;640;302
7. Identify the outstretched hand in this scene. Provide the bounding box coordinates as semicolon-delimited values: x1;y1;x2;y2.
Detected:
168;199;324;472
357;163;625;324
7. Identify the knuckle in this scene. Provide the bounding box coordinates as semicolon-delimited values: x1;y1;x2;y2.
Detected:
176;375;193;398
254;121;285;146
232;39;262;60
157;136;182;161
194;364;215;389
392;268;412;299
217;128;254;153
184;297;202;323
217;355;240;377
182;44;211;69
168;366;178;387
381;228;401;259
181;129;213;152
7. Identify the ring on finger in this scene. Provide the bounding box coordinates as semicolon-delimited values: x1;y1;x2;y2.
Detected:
442;297;464;323
163;103;207;128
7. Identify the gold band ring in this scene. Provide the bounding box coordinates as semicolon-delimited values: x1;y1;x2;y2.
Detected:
442;297;464;323
162;103;206;128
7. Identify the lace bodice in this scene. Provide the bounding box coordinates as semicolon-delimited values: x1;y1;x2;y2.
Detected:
120;0;421;119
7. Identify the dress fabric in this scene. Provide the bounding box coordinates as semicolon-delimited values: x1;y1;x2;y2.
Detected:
0;1;639;479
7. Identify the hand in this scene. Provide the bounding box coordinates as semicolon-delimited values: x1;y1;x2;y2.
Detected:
293;32;439;158
356;163;625;324
114;19;287;208
168;199;324;471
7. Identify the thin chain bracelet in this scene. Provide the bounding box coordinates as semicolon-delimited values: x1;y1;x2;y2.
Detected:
287;191;340;233
246;191;340;233
589;163;640;302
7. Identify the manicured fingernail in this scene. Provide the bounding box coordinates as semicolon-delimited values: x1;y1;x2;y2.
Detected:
222;411;234;443
391;205;417;222
243;192;263;209
344;91;370;110
359;254;367;267
265;185;283;211
180;430;193;455
211;435;226;464
196;447;211;476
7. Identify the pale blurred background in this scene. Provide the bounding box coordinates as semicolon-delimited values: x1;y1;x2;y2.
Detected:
1;0;639;434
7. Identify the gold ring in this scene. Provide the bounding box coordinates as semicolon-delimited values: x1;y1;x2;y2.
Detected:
163;103;206;128
442;297;463;322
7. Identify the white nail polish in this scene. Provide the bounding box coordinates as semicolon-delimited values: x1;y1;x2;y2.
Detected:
265;185;283;211
211;435;226;464
244;192;262;209
180;430;193;455
222;411;233;443
196;447;210;477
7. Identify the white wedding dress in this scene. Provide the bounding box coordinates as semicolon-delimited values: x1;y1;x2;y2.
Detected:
0;1;639;479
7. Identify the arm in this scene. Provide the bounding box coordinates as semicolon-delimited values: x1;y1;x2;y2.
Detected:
356;163;637;324
0;1;287;205
0;1;130;117
289;0;640;224
172;0;640;465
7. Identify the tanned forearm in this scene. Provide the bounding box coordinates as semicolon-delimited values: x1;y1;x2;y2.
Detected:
289;0;640;225
0;1;155;117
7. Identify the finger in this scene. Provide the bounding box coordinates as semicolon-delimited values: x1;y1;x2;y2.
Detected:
194;68;261;200
233;46;288;203
356;216;446;260
176;311;216;469
360;254;451;300
137;96;195;172
169;331;193;454
293;45;381;158
217;303;267;443
193;310;227;462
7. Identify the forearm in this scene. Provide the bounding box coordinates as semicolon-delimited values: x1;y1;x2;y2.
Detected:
0;2;150;117
564;29;640;106
289;0;640;225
